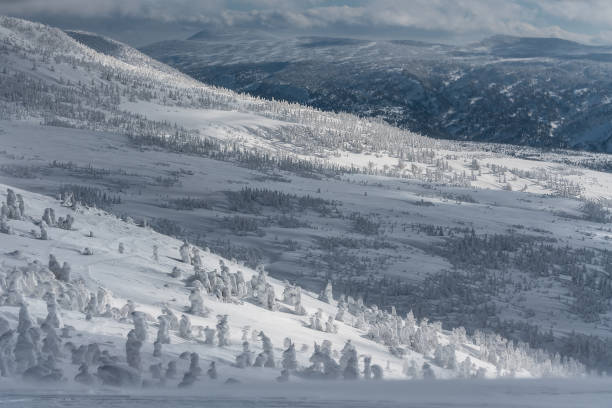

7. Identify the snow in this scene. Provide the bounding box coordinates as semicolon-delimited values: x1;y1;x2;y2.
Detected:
0;15;610;402
0;378;611;407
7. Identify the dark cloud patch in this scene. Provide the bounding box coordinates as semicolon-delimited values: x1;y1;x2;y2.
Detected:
1;0;611;46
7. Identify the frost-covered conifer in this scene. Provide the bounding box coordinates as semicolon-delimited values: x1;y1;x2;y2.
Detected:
207;361;217;379
41;322;62;359
132;312;148;342
325;315;338;334
74;363;94;385
165;360;177;379
203;326;216;345
281;340;297;374
294;298;307;316
156;316;170;344
48;254;61;278
59;262;71;282
178;352;201;387
171;266;182;278
188;288;206;316
340;340;358;380
0;214;11;234
57;214;74;230
319;280;333;303
191;248;202;269
254;331;275;368
216;315;230;347
0;329;15;377
236;341;253;368
371;364;383;380
152;245;159;262
125;329;142;370
118;242;125;254
153;340;162;358
42;208;56;226
422;362;435;379
364;355;372;380
179;241;191;263
84;295;96;321
39;222;48;240
179;314;192;339
43;292;61;328
150;362;162;379
161;306;179;330
14;330;36;373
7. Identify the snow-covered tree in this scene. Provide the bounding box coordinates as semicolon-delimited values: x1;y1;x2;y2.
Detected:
319;280;333;303
340;340;358;380
178;352;201;387
236;341;253;368
203;326;216;345
132;312;148;342
41;322;62;359
125;329;142;370
207;361;217;379
180;241;191;264
254;331;275;368
74;363;94;385
42;208;56;227
422;362;435;379
156;316;170;344
216;315;230;347
179;314;192;339
188;288;207;316
43;292;61;328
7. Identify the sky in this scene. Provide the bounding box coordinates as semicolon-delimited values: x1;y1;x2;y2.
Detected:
1;0;612;47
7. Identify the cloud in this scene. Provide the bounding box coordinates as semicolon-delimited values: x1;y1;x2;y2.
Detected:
1;0;610;44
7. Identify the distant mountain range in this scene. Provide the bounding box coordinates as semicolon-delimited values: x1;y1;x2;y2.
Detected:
141;33;612;152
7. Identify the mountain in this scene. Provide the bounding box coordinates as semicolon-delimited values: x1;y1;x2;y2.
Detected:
0;15;611;396
141;33;612;152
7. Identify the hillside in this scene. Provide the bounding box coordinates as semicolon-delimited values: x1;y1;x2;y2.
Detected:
141;33;612;152
0;15;611;384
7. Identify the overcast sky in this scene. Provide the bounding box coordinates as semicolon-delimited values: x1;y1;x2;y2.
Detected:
1;0;612;47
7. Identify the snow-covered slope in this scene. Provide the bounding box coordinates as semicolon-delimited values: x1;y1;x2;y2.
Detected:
0;16;611;381
0;183;582;389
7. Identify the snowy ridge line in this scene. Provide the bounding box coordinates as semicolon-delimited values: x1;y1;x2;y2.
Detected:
0;183;586;388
